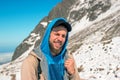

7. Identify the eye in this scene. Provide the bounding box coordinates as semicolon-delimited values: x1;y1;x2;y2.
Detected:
54;33;60;36
62;34;66;38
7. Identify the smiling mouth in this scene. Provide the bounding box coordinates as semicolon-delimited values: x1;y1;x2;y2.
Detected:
55;43;62;48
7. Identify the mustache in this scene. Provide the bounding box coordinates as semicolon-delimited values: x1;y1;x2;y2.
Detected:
54;40;62;45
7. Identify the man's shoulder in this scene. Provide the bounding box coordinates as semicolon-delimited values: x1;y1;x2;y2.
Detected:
22;52;39;67
32;47;44;60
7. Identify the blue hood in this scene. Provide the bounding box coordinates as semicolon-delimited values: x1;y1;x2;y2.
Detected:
40;17;69;64
40;18;70;80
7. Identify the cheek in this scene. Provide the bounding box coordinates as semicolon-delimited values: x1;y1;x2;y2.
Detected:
50;36;56;41
49;35;56;43
62;38;66;44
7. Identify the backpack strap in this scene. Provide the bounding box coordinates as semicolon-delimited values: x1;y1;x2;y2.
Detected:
37;58;42;80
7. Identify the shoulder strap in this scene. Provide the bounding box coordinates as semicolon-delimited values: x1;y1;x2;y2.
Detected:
37;58;42;80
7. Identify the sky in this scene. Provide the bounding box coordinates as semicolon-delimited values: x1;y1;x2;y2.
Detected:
0;0;62;64
0;0;62;53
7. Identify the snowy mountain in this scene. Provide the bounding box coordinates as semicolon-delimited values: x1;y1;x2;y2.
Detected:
0;0;120;80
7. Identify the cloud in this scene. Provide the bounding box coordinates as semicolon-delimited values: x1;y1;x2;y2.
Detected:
0;52;13;65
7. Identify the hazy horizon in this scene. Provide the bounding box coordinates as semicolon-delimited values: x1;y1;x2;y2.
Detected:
0;0;62;64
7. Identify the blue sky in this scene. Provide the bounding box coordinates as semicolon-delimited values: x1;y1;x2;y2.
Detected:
0;0;62;53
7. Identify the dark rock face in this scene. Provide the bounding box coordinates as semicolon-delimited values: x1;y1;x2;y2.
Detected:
12;0;77;61
68;10;120;53
12;0;120;62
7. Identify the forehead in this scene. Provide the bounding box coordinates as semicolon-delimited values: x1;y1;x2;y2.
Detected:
52;25;67;32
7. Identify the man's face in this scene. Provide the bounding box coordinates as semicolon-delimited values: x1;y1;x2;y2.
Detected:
49;26;67;56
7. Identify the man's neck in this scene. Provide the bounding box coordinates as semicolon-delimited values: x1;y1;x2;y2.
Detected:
50;49;61;56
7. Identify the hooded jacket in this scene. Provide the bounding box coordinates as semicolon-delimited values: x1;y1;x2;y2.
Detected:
39;17;71;80
21;18;81;80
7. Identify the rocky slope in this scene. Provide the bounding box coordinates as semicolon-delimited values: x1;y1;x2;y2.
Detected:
0;0;120;80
